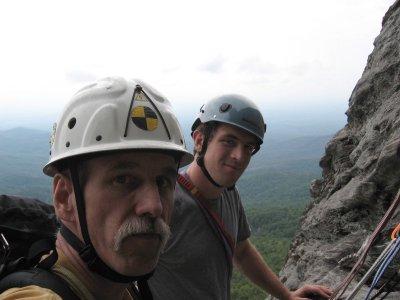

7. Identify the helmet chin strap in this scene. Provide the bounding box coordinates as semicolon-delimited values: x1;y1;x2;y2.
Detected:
196;155;223;188
60;224;154;284
61;161;154;298
196;155;236;191
196;124;223;189
196;123;236;191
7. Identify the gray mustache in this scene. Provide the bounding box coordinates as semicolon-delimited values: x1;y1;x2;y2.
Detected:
113;217;171;251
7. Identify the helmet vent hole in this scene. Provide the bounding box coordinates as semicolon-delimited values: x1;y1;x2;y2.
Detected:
96;135;102;141
180;139;183;144
68;118;77;129
66;141;70;147
219;103;231;113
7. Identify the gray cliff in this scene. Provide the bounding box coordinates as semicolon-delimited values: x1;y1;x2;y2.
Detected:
276;1;400;299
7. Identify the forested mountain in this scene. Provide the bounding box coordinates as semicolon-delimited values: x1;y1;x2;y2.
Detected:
0;127;331;205
233;134;332;299
238;134;332;207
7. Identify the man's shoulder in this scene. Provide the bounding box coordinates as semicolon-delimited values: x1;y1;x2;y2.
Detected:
0;268;79;300
173;183;199;213
175;182;196;202
0;284;62;299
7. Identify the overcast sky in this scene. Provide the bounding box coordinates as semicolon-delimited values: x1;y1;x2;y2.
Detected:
0;0;395;131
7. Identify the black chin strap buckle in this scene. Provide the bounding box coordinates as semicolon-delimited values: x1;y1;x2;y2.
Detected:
79;244;97;268
227;185;235;191
60;224;96;268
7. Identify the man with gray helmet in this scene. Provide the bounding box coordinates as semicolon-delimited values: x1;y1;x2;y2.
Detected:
0;77;193;300
149;95;332;299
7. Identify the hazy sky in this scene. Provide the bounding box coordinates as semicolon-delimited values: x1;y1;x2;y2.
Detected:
0;0;395;131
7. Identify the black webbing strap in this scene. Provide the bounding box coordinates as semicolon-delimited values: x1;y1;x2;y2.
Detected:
0;238;79;300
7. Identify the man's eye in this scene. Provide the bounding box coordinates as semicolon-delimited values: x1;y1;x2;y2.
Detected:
156;176;173;189
245;144;256;153
222;139;235;146
114;175;127;184
114;175;136;186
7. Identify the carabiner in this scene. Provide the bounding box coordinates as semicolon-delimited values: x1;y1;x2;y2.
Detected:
391;223;400;240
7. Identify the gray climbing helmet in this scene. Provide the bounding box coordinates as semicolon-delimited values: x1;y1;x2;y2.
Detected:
191;94;266;145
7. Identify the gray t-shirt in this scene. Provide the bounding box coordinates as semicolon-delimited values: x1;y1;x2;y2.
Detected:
149;182;251;300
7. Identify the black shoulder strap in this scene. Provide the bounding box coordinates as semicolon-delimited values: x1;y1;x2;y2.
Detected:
0;268;80;300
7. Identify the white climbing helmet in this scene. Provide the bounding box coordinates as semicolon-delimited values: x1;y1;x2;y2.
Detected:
43;77;193;176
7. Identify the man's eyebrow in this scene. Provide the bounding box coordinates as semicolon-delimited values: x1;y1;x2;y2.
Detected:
221;134;240;140
109;161;178;176
105;161;140;172
163;166;179;178
222;133;256;144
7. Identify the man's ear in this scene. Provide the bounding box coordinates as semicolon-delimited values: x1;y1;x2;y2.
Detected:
193;130;204;154
53;173;76;222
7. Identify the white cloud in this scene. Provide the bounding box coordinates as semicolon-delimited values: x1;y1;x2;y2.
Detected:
199;55;227;73
0;0;396;130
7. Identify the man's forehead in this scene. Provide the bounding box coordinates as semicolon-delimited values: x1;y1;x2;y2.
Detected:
88;150;177;167
215;123;258;143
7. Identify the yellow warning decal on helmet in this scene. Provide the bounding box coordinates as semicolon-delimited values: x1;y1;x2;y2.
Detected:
131;106;158;131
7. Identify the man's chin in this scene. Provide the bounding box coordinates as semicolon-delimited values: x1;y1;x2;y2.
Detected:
118;261;158;277
113;249;161;276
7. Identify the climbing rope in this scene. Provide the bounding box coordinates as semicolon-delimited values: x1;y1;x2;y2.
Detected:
363;225;400;300
330;189;400;300
369;268;400;300
344;239;396;300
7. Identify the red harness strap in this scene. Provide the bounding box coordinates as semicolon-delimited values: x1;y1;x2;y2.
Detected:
177;174;235;254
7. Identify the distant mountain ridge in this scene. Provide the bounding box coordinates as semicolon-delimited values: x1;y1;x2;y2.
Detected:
0;127;52;202
0;127;332;207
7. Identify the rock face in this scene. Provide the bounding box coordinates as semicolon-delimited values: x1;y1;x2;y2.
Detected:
276;1;400;299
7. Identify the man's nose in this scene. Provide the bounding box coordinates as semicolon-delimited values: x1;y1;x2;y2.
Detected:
231;144;246;161
135;184;163;218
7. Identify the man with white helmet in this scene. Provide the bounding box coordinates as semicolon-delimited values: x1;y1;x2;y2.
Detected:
0;77;193;300
149;94;332;299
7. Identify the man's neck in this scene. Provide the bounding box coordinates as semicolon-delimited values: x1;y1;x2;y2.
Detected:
185;162;225;200
56;233;130;299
